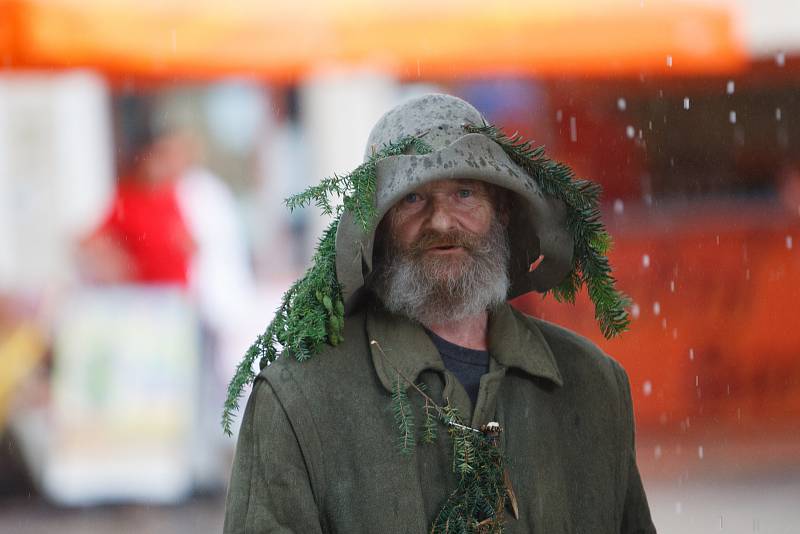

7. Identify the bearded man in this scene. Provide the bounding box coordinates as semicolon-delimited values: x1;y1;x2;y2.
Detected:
223;94;656;533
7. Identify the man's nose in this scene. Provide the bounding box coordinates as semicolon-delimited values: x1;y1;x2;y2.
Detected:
427;198;457;232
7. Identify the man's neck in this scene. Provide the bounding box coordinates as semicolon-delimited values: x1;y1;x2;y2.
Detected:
423;311;489;350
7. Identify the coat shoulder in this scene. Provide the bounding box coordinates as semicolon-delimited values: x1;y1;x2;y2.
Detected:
512;308;628;388
257;308;378;404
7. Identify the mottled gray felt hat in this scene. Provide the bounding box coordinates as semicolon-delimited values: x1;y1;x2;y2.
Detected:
335;93;573;312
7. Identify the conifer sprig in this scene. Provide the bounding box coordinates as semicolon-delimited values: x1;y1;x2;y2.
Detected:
392;373;416;455
222;136;432;436
464;123;631;339
372;341;508;533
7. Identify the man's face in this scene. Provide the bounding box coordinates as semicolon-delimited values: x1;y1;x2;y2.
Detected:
388;179;497;267
372;178;511;325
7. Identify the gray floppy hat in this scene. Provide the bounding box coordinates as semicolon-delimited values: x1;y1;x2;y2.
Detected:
335;93;573;312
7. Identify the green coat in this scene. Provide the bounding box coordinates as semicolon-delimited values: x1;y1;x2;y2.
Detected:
224;303;656;533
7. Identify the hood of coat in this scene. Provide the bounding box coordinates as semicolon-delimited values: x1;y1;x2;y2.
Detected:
335;93;573;313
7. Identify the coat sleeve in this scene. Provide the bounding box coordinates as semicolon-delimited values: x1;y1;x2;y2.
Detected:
614;364;658;534
223;377;324;534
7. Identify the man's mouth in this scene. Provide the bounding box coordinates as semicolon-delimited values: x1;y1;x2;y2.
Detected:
426;245;466;254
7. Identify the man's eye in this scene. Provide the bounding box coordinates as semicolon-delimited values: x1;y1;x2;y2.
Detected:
457;189;472;198
405;193;420;203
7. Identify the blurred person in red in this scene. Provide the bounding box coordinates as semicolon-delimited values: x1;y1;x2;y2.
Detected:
80;99;195;287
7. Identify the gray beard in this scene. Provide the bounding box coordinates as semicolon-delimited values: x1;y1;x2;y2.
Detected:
371;219;511;326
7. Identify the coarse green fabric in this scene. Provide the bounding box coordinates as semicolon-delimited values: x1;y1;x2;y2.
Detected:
223;301;656;533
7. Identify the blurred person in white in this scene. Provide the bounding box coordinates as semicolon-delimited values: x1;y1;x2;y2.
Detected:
82;95;257;488
172;131;260;484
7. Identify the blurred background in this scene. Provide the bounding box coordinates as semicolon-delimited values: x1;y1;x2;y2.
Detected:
0;0;798;532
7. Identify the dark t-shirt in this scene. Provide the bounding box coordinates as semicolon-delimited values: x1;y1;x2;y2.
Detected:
425;330;489;407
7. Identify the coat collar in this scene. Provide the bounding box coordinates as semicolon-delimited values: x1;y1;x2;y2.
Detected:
366;302;563;393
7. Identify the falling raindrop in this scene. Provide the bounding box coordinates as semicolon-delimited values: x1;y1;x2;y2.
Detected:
666;55;673;68
643;380;653;396
698;445;704;459
626;125;636;139
776;51;786;67
642;254;650;268
654;445;662;459
715;235;720;245
776;107;782;121
670;280;675;293
672;328;678;339
653;301;661;315
648;120;653;131
746;268;751;280
613;199;625;214
683;97;690;110
695;375;699;387
787;236;793;249
729;110;737;124
570;116;578;142
555;109;563;122
661;318;667;330
617;98;627;111
726;80;735;95
689;348;695;361
631;303;641;319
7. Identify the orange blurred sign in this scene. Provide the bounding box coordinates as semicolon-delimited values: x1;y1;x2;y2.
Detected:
1;0;746;81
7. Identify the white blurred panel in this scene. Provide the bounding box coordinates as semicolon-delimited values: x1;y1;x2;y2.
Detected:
299;69;399;244
44;287;199;505
0;71;113;293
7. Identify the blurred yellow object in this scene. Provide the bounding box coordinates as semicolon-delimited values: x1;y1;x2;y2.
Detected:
0;0;745;80
0;324;47;429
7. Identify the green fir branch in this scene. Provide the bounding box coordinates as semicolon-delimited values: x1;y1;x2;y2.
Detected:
391;373;416;455
422;397;439;444
222;136;431;436
372;341;508;533
465;123;631;339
